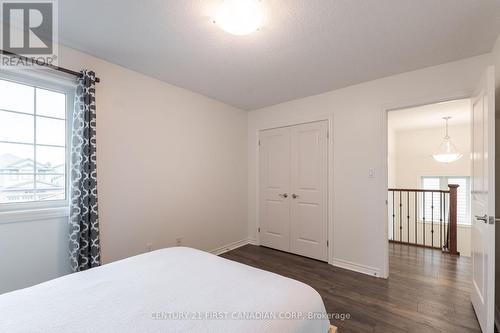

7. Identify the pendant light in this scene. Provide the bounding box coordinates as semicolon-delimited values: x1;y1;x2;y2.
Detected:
432;116;463;163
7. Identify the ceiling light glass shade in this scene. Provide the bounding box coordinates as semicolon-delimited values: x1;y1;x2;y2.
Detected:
432;116;463;163
432;139;463;163
215;0;264;35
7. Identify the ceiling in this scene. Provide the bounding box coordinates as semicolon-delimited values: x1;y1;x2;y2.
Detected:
58;1;500;110
388;99;471;132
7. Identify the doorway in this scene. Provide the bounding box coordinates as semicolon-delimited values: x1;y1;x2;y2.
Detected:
387;99;472;256
384;97;486;331
387;90;494;331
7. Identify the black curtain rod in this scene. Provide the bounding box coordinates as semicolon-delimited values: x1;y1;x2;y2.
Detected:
0;49;100;83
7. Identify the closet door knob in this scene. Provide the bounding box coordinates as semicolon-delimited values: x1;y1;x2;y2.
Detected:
279;193;288;198
292;194;299;199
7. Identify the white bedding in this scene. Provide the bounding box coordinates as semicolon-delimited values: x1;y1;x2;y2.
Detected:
0;247;330;333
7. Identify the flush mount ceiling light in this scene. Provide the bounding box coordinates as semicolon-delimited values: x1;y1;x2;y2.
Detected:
214;0;264;36
432;116;463;163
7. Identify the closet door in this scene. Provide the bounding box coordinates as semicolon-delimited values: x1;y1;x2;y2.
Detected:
290;121;328;261
259;127;291;252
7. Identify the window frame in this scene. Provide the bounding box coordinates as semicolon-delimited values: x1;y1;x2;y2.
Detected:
420;175;471;225
0;70;75;214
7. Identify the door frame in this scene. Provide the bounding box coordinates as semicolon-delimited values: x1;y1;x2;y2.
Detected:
380;90;472;278
255;113;334;264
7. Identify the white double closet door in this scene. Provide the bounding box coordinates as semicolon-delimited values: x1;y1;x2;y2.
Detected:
259;120;328;261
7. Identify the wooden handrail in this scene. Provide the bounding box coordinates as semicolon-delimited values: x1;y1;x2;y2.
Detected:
388;188;450;193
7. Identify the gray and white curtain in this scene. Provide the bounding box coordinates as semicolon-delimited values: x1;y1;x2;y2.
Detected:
69;70;100;272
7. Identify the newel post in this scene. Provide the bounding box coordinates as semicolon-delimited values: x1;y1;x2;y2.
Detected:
447;184;460;256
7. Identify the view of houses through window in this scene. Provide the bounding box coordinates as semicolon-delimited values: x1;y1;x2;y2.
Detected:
0;78;68;205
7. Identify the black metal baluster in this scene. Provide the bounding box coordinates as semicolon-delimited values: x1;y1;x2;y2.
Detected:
407;191;410;244
399;191;402;242
440;192;443;250
392;191;395;241
414;191;417;245
423;192;426;246
444;193;450;250
446;192;449;250
431;192;434;248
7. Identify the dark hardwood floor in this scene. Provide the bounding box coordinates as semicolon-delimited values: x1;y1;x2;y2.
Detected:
221;243;480;333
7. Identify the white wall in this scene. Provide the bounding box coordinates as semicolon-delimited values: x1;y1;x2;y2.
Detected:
248;54;491;277
0;216;71;294
389;124;471;256
0;45;248;294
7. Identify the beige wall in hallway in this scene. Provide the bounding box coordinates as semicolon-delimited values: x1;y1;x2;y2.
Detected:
392;124;470;188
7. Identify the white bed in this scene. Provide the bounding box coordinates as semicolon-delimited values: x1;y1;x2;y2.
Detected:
0;247;332;333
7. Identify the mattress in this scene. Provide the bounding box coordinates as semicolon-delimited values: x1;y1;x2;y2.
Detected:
0;247;331;333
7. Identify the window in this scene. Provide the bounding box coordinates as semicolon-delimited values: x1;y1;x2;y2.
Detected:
0;73;73;211
421;176;470;225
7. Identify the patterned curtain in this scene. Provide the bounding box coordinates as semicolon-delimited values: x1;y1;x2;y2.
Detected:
69;70;100;272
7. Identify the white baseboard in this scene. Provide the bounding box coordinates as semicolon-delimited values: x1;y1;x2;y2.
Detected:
211;240;383;279
331;257;383;278
247;237;258;245
209;238;254;256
